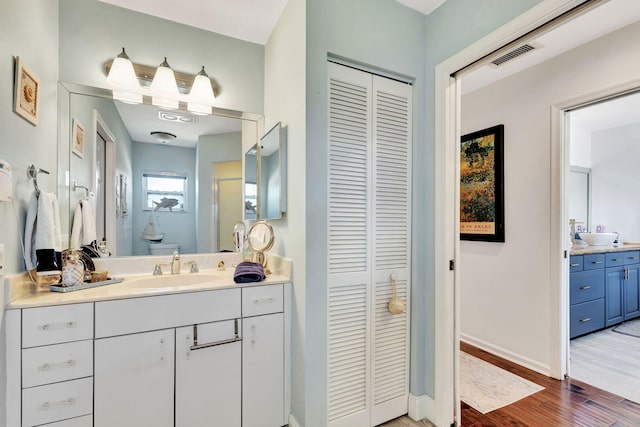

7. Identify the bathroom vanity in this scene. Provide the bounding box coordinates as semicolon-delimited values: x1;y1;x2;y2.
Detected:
4;255;291;427
569;244;640;338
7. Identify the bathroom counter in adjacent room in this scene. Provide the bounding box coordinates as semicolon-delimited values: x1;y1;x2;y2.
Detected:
570;243;640;256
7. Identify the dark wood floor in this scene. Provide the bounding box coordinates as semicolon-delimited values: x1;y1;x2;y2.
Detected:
461;342;640;426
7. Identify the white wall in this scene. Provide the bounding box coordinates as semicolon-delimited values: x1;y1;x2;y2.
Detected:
570;127;592;168
591;123;640;242
196;132;242;253
460;21;640;374
263;0;306;422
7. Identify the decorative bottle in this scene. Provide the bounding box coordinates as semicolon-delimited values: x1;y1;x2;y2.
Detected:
62;250;85;287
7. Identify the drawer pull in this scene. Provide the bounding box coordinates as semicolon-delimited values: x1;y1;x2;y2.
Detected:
591;261;603;264
190;319;242;351
41;397;75;410
580;317;591;323
579;285;592;290
253;297;274;305
39;321;77;331
38;360;76;372
612;258;622;262
570;263;580;267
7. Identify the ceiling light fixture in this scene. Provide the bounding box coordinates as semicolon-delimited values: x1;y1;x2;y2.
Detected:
150;131;177;144
104;48;220;113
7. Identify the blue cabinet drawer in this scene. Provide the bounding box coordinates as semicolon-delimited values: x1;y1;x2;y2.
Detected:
624;251;640;265
570;298;605;338
606;252;626;267
583;254;605;270
569;256;583;273
570;269;605;304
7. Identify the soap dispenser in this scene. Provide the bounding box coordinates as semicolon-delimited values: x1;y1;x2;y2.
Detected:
62;250;85;287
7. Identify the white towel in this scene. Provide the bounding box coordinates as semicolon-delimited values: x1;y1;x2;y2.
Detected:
23;191;62;270
70;200;97;249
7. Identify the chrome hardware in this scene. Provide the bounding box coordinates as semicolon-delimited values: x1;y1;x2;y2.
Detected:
251;324;256;344
580;317;591;322
253;297;274;305
153;264;163;275
41;398;75;410
170;249;180;274
190;319;242;351
612;258;622;262
39;321;76;331
570;263;580;267
592;261;603;264
38;360;76;372
184;261;199;273
579;285;591;290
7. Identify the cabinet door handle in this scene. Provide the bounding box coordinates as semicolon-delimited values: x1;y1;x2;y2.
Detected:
190;319;242;351
579;285;591;290
38;360;76;372
570;263;580;267
41;397;75;410
39;321;77;331
591;261;603;264
580;317;591;323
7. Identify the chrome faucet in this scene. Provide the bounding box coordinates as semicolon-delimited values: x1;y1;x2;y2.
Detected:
170;249;180;274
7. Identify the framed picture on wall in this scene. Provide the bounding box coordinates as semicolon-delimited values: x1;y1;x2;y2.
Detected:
13;57;40;126
460;124;505;242
72;119;85;158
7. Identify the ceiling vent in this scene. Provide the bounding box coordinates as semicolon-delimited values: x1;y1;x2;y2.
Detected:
490;43;538;67
158;111;197;124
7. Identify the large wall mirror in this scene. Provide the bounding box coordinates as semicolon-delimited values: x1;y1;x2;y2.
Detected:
58;82;262;257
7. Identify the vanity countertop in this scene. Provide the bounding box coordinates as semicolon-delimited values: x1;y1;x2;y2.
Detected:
570;242;640;256
7;269;290;309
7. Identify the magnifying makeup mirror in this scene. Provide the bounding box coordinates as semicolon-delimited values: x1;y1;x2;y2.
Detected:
247;220;274;273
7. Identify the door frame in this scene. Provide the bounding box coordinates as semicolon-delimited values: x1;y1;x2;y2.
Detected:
94;110;117;254
433;1;589;425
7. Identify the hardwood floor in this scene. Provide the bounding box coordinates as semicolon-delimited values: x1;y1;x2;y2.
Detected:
460;341;640;426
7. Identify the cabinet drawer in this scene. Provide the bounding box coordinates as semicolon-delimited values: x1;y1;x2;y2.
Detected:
583;254;605;270
606;252;626;267
22;340;93;388
22;377;93;427
42;415;92;427
95;288;240;338
570;269;605;304
624;251;640;265
242;285;283;317
570;298;605;338
22;304;94;348
569;256;583;273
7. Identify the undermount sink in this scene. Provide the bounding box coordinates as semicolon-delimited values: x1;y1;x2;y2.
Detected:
126;274;226;289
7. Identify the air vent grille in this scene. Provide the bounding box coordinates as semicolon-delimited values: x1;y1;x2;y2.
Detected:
158;111;197;124
491;44;536;67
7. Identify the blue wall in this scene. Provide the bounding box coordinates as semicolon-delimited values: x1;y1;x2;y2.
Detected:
132;143;197;255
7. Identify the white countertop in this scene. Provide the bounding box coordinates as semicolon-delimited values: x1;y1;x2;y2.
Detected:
6;253;292;309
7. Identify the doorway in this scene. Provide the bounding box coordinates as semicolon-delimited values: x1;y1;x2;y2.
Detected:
436;1;640;425
95;112;117;254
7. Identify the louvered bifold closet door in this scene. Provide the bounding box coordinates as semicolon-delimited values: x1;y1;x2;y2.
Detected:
327;62;373;427
371;75;412;426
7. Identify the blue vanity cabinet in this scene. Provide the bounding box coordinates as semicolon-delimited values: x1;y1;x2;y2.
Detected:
569;255;606;338
604;251;640;326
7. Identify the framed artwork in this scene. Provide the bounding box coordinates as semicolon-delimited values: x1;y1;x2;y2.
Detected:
460;124;505;242
72;119;85;158
13;57;40;126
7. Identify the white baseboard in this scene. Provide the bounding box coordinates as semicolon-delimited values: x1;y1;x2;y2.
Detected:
288;414;301;427
461;333;551;377
408;393;437;424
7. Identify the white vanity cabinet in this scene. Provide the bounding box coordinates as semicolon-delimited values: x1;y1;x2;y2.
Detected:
94;329;175;427
6;282;290;427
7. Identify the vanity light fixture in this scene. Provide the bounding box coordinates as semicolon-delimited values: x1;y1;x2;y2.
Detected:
187;66;216;115
105;48;143;104
104;48;220;112
150;57;180;110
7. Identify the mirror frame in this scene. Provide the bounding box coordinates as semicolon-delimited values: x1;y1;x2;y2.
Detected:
58;81;264;256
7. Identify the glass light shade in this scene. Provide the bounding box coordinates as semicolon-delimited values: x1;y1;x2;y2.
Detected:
106;49;142;104
150;58;179;110
187;68;215;115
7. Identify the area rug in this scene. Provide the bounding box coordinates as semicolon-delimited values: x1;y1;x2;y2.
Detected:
613;318;640;338
460;352;545;414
